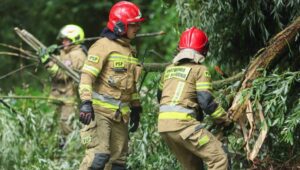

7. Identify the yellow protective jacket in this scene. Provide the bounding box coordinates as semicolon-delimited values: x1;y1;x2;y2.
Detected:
79;37;142;120
46;45;86;104
157;51;230;132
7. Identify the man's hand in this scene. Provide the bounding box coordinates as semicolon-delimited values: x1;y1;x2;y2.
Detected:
37;47;50;64
47;44;58;54
129;106;142;132
37;44;58;64
79;100;94;125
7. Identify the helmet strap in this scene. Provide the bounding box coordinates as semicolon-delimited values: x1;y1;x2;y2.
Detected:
113;21;126;35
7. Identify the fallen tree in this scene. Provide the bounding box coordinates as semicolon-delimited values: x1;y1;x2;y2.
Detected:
229;16;300;121
226;16;300;163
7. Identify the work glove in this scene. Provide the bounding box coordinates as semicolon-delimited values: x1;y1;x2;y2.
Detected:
79;100;94;125
37;44;58;64
129;106;142;132
47;44;58;54
37;47;50;64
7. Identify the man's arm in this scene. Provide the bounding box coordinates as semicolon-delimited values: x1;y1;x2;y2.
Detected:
196;66;231;125
78;41;110;125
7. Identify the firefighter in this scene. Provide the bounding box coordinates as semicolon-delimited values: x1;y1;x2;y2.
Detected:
157;27;233;170
38;24;87;147
78;1;144;170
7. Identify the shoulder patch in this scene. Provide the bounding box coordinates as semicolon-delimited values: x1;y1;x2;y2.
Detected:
204;71;211;78
87;55;100;63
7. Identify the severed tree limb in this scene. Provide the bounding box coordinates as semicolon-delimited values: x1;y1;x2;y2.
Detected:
0;95;64;103
0;51;38;61
55;31;166;50
143;62;170;72
213;72;244;89
15;27;80;83
229;16;300;121
0;43;37;59
0;63;36;80
136;31;166;38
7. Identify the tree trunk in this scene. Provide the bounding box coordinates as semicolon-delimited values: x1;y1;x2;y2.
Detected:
229;16;300;121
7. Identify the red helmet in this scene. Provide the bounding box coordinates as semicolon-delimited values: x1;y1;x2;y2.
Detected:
107;1;144;35
179;27;209;54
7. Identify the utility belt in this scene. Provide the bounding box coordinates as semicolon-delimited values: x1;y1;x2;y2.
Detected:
92;92;130;118
158;105;197;120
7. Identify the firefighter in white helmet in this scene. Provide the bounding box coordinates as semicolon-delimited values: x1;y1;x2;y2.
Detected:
38;24;87;147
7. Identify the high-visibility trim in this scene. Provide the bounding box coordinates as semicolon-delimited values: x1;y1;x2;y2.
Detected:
92;99;130;116
211;105;225;118
92;92;130;115
131;93;140;100
158;81;163;90
159;105;195;114
108;53;139;64
196;82;212;91
79;84;92;94
158;112;195;120
198;135;210;146
82;64;100;77
48;64;59;75
93;92;125;106
171;81;185;105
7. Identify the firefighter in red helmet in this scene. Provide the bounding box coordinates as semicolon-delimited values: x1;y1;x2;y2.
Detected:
157;27;233;170
78;1;144;170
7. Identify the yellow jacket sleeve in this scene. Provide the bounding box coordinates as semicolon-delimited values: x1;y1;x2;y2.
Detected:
196;66;230;124
79;39;111;101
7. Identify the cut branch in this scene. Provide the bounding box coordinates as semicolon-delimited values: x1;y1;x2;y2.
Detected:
143;63;170;72
0;63;36;80
0;52;38;61
0;43;37;59
0;95;63;103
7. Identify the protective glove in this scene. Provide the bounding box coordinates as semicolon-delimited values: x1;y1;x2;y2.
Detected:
129;106;142;132
79;100;94;125
37;47;50;64
47;44;58;54
37;44;58;64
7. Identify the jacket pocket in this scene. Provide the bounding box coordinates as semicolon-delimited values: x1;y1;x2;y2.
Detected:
179;124;201;140
179;124;210;148
108;72;134;91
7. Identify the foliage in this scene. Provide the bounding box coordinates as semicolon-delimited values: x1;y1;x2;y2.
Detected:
248;70;300;163
171;0;300;75
218;70;300;168
0;88;84;170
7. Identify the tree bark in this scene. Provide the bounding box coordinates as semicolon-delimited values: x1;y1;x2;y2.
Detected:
229;16;300;121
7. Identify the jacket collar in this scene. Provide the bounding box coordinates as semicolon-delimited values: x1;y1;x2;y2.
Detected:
173;49;205;65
